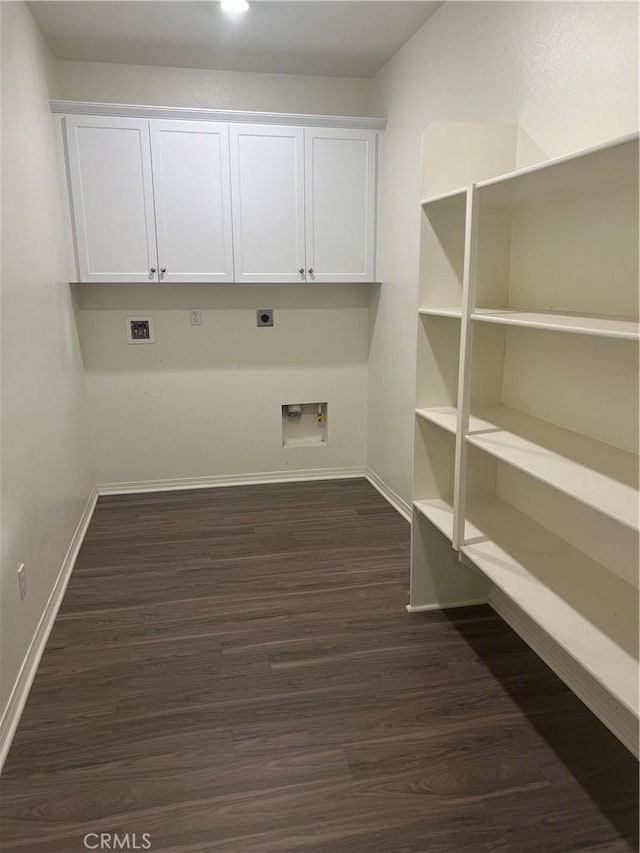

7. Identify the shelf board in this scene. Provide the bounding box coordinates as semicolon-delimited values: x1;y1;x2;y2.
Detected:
413;498;454;541
421;187;467;210
476;133;638;208
418;307;462;319
462;496;639;716
466;405;639;531
282;438;327;448
472;308;639;340
415;407;458;434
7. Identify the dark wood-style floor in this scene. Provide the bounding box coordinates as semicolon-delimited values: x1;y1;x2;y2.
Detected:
1;479;637;852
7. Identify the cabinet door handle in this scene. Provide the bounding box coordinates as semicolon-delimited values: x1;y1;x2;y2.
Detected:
308;268;314;275
150;267;157;274
160;267;167;275
299;268;305;275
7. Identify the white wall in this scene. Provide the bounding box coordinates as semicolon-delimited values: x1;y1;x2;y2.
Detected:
0;4;94;729
76;283;369;486
368;0;639;503
56;61;374;485
56;59;376;116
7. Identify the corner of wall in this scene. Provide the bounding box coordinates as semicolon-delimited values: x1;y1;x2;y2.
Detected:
0;0;96;770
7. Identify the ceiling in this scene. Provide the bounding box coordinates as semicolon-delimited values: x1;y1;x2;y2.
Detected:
28;1;443;78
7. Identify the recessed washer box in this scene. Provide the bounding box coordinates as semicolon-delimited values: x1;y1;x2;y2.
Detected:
282;403;327;447
126;316;154;344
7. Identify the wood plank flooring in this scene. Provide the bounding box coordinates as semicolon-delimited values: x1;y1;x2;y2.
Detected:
1;478;637;852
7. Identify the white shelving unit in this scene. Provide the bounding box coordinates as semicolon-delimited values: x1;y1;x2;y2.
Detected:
411;125;639;755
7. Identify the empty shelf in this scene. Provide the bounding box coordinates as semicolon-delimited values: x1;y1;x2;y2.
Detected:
466;406;639;530
415;407;458;433
419;307;462;319
472;308;639;340
413;498;454;541
462;496;639;716
476;134;638;208
421;187;467;210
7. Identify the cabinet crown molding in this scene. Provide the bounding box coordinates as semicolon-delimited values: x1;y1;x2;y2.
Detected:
50;100;387;131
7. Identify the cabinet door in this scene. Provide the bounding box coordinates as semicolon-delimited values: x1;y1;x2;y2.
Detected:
305;128;377;283
65;116;158;283
150;121;234;283
229;124;305;283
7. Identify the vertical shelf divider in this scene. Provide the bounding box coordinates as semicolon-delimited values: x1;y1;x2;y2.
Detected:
452;185;478;551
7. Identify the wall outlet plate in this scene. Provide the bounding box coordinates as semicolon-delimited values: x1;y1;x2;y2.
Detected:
190;309;203;326
126;316;154;344
17;563;27;601
257;309;273;327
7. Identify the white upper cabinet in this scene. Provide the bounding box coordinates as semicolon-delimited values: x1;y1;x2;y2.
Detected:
60;106;382;284
150;121;234;283
229;124;306;283
65;115;158;283
229;124;377;283
304;128;377;283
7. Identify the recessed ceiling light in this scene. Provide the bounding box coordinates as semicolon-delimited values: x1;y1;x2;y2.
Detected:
221;0;249;13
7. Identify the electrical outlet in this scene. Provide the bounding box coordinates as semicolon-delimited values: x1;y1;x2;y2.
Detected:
17;563;27;601
257;309;273;327
190;309;203;326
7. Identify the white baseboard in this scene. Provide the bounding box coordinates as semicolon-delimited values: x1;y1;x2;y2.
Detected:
98;466;367;496
0;488;98;774
100;469;414;525
365;468;411;522
490;586;639;758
